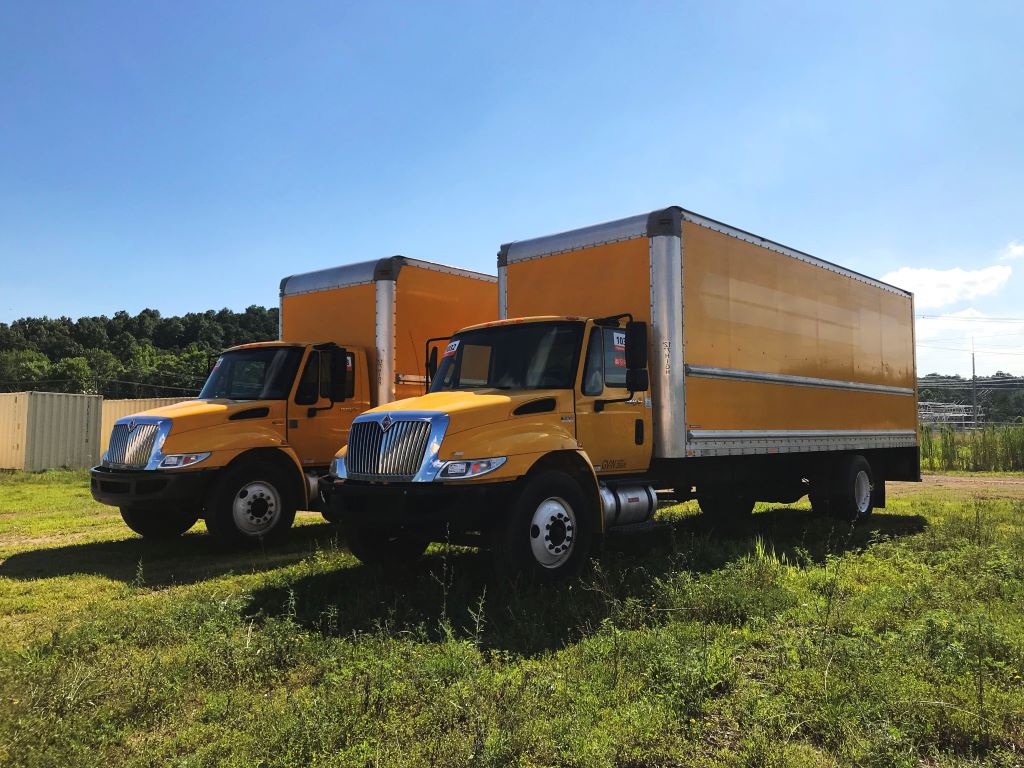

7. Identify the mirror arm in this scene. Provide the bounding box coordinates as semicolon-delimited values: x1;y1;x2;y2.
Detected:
594;390;638;413
424;335;448;392
306;401;337;418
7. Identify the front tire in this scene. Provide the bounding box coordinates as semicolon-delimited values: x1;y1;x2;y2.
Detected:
204;461;297;548
120;506;199;538
491;470;595;583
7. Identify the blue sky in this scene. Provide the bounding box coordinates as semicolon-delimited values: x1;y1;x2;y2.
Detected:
1;1;1022;375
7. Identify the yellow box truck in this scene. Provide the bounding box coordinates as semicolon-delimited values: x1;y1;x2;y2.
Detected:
90;257;496;546
327;207;919;580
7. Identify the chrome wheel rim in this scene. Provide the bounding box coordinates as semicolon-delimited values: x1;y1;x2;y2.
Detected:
854;470;871;515
232;481;282;536
529;496;576;569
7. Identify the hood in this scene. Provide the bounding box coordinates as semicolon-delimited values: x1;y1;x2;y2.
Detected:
369;390;571;435
132;399;276;436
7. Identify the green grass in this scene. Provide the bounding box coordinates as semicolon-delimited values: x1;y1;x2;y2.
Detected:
921;425;1024;472
0;471;1022;767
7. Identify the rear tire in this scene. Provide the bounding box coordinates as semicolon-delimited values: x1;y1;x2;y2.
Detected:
827;455;875;523
697;495;755;519
204;461;297;548
342;520;428;565
490;470;595;584
120;507;199;538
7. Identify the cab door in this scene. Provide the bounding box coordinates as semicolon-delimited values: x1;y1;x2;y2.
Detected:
286;348;364;469
573;326;652;475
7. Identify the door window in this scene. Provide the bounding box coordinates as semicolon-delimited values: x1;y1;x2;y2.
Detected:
295;352;320;405
581;328;628;395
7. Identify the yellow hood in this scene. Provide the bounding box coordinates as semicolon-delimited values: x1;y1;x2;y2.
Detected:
370;390;572;435
132;399;276;436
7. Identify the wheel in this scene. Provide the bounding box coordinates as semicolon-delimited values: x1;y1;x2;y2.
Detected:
341;519;429;565
697;495;755;519
490;470;595;583
120;506;199;538
204;461;297;548
828;455;874;523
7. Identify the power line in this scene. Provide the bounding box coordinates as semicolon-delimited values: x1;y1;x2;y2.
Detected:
917;314;1024;323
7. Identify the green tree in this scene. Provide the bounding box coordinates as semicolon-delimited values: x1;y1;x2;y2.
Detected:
50;356;94;393
84;349;124;397
0;350;50;391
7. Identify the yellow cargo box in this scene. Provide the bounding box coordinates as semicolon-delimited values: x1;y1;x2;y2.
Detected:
499;207;917;460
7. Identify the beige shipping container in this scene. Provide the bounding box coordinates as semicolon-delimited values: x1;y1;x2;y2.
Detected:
0;393;30;470
100;398;189;454
0;392;103;471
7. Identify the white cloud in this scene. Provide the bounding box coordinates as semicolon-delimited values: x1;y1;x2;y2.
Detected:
881;265;1012;309
999;240;1024;261
915;308;1024;377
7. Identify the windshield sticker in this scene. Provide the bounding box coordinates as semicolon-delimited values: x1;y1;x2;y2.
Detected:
443;340;460;359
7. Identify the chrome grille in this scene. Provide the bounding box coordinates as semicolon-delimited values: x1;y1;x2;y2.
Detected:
105;423;160;468
347;420;431;479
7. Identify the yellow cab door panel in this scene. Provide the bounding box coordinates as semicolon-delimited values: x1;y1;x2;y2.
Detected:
287;348;369;468
573;325;652;475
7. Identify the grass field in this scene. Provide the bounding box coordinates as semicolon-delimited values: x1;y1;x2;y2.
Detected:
0;471;1022;767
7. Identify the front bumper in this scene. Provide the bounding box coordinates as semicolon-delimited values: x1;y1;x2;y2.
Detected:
328;478;515;532
90;465;215;510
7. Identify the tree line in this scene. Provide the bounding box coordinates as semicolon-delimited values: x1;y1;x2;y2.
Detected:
919;372;1024;424
0;307;278;398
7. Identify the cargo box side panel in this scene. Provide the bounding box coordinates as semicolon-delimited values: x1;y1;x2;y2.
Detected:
394;265;498;400
505;237;652;323
681;220;917;455
280;282;378;369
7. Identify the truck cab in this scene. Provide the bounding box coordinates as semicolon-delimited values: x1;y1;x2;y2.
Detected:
91;340;364;546
329;315;655;579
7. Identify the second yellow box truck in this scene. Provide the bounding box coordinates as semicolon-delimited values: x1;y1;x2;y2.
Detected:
90;257;496;546
327;207;919;580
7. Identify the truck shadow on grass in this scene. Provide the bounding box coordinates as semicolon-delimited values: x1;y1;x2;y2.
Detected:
0;518;343;587
246;505;928;657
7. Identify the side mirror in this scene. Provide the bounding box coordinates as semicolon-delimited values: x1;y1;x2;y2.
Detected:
626;368;649;393
625;321;648;370
427;346;439;382
328;348;354;401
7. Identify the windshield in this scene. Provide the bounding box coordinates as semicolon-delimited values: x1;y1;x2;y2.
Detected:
430;322;583;392
199;347;304;401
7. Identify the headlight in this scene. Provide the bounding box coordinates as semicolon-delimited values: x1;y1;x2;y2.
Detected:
159;452;210;469
437;457;506;480
330;455;347;480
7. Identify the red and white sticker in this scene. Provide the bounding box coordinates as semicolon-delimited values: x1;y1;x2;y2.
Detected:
346;356;353;371
612;331;625;352
443;340;460;358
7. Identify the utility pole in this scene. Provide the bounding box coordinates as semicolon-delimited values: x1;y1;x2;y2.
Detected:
971;339;978;429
